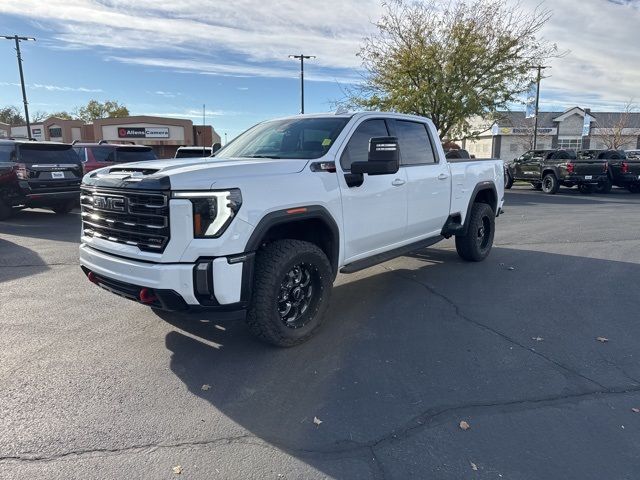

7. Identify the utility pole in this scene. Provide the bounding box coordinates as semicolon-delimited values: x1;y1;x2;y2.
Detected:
2;35;36;137
531;65;548;150
288;54;315;114
202;104;206;156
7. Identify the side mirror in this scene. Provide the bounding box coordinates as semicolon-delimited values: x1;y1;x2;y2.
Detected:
351;137;400;176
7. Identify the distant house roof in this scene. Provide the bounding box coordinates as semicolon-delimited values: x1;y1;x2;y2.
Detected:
495;107;640;129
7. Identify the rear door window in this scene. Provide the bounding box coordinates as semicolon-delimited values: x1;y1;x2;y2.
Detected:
340;119;389;171
395;121;436;165
115;148;157;163
88;147;115;163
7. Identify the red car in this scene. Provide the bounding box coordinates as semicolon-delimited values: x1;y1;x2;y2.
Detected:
73;142;157;174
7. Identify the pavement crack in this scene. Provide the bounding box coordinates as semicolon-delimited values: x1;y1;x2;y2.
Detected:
383;266;609;390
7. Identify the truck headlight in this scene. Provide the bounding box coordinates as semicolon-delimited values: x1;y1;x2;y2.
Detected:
172;189;242;238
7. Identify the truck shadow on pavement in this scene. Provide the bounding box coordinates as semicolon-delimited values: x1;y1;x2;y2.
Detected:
507;186;638;207
0;208;81;244
0;237;49;284
160;246;640;478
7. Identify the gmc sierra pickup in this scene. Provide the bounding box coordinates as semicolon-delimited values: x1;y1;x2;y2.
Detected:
79;112;504;346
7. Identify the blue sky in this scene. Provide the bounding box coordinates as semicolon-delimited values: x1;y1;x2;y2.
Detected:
1;0;639;139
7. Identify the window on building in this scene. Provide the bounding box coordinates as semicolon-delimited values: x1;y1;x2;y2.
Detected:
557;139;582;150
49;127;63;138
395;120;437;165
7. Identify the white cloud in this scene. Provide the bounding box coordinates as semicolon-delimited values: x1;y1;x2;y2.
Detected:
0;81;102;92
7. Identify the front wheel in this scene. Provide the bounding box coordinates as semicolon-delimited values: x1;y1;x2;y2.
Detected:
0;200;12;221
627;184;640;194
51;200;76;215
246;239;333;347
541;173;560;194
504;171;514;189
455;202;495;262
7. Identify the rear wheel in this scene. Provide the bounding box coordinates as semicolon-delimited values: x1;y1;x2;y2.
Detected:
628;184;640;194
455;202;495;262
51;200;76;215
595;178;612;194
246;239;333;347
0;200;12;220
541;173;560;194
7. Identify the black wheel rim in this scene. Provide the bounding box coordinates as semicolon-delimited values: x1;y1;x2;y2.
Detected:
543;177;552;191
277;263;319;329
476;215;491;251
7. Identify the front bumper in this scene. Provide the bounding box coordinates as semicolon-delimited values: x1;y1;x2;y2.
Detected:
79;244;253;311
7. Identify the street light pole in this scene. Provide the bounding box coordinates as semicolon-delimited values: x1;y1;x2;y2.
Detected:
531;65;548;150
288;54;315;114
2;35;36;137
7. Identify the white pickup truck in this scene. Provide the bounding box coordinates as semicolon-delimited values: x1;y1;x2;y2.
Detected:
79;112;504;346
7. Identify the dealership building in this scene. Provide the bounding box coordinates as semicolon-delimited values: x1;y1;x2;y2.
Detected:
464;107;640;160
8;115;221;158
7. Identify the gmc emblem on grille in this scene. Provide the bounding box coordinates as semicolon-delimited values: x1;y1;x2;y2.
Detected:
93;195;126;212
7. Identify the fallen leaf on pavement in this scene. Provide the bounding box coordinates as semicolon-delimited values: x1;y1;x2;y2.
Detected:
532;336;544;342
470;462;478;471
172;465;182;475
459;420;470;430
596;337;609;343
201;384;211;391
313;416;323;426
632;408;640;413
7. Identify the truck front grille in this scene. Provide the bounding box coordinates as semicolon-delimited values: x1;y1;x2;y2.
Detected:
80;187;170;253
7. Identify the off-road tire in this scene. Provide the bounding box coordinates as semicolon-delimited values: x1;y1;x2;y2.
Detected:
595;178;612;194
455;202;495;262
246;239;333;347
541;173;560;194
0;200;12;221
504;170;513;189
51;201;75;215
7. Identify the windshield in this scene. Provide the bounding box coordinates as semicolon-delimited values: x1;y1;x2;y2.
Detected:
0;145;15;162
215;117;350;160
18;144;80;164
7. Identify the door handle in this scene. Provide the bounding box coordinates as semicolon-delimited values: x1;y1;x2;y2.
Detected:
438;173;449;180
392;178;406;186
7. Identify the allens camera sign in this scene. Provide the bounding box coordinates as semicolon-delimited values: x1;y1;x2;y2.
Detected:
118;127;170;139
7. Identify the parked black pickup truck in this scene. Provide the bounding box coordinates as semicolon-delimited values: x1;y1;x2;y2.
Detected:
504;149;610;194
613;150;640;193
0;140;83;220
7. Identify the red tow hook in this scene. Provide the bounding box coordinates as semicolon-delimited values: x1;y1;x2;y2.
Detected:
139;288;158;304
87;271;99;285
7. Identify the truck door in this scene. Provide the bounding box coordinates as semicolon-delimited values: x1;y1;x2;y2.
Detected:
337;118;408;262
392;119;451;239
519;152;542;180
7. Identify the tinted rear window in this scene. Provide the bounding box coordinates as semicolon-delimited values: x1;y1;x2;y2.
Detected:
176;149;211;158
116;148;156;163
18;144;79;164
0;145;16;162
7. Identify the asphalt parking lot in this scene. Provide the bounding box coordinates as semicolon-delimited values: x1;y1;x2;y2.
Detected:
2;186;640;479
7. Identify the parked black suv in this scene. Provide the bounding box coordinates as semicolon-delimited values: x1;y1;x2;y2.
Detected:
0;140;82;219
504;149;610;194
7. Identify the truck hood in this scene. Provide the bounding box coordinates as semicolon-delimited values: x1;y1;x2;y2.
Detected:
83;157;309;190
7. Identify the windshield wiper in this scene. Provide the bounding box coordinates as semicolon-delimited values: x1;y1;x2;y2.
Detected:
239;155;281;159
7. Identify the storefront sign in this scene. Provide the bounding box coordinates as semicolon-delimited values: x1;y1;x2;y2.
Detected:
118;127;170;139
31;128;42;137
498;127;556;136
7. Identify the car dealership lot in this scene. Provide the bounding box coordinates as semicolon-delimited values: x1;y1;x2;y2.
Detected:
2;187;640;479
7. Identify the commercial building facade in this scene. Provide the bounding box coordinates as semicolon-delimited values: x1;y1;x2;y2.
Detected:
464;107;640;161
9;115;221;158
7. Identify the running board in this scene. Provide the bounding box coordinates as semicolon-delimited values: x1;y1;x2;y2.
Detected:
340;236;444;274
